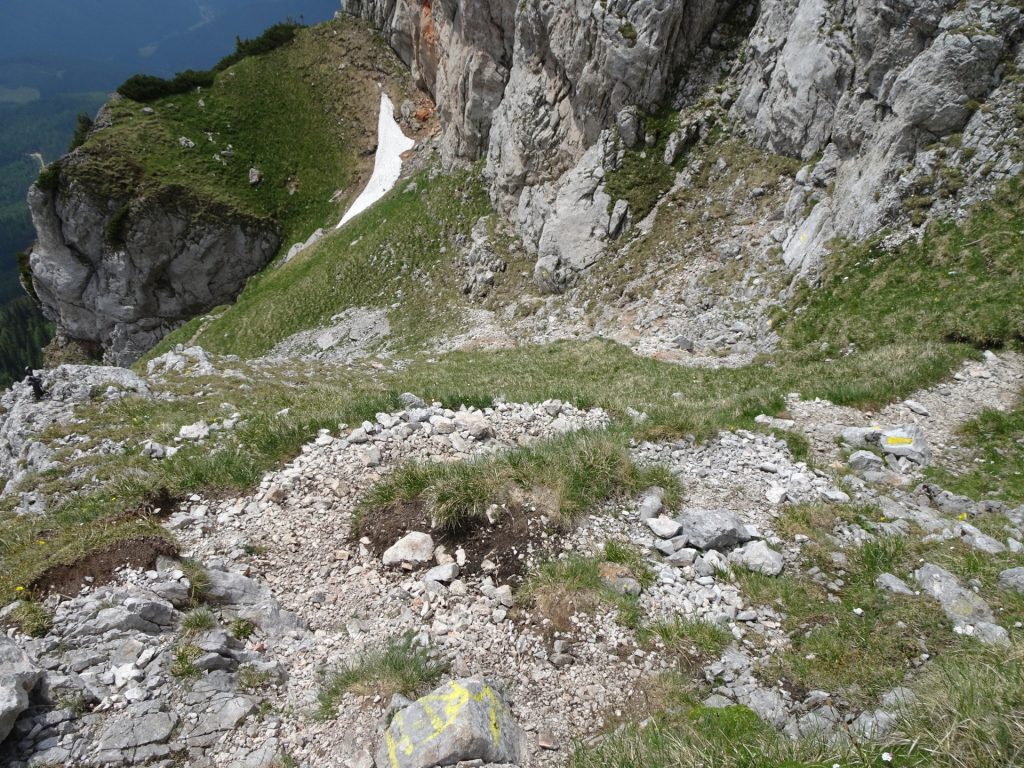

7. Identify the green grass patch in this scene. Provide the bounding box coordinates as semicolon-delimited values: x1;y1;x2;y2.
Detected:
6;601;53;637
784;175;1024;352
317;633;447;715
170;643;203;679
927;395;1024;504
603;541;656;590
898;641;1024;768
520;554;648;630
570;697;898;768
737;504;1024;707
65;16;408;253
638;616;732;665
605;107;682;221
360;429;676;532
150;165;492;359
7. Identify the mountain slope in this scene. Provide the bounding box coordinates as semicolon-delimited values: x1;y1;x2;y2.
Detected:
25;16;429;365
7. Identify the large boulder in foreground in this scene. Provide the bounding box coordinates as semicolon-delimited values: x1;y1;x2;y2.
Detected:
1;636;42;743
376;678;526;768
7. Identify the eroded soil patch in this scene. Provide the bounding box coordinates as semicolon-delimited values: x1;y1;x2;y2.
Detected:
30;536;178;597
357;498;561;584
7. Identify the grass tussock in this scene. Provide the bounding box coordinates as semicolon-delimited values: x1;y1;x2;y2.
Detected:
318;633;447;716
927;394;1024;504
520;553;650;631
638;616;732;666
897;641;1024;768
7;601;53;637
180;607;217;635
361;429;679;533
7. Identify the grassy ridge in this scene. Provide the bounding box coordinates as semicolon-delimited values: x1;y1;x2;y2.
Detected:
65;17;406;250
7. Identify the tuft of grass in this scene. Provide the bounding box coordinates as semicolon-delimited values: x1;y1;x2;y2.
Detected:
897;641;1024;768
170;643;203;679
8;601;53;637
318;633;448;716
360;429;679;533
180;607;217;635
237;665;273;692
520;554;648;630
231;618;257;641
639;616;732;664
179;560;210;604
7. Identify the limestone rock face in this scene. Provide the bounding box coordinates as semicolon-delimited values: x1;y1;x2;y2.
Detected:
0;636;41;743
733;0;1024;273
27;170;280;366
353;0;1023;284
349;0;734;288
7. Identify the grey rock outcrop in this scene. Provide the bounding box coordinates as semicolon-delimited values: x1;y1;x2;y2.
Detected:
27;167;279;365
350;0;736;287
354;0;1023;285
0;364;150;498
734;0;1024;273
914;563;1008;645
0;637;41;743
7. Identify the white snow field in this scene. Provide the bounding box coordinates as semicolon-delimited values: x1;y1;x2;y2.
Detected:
337;92;415;228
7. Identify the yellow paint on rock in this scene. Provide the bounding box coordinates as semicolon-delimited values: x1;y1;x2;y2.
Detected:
385;681;506;768
885;436;914;446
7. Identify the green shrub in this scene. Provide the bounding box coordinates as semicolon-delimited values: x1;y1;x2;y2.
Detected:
36;163;61;193
117;69;217;102
68;112;94;152
215;23;303;71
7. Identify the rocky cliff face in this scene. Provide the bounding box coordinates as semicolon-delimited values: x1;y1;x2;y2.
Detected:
27;165;279;366
733;0;1024;273
351;0;1023;284
347;0;738;285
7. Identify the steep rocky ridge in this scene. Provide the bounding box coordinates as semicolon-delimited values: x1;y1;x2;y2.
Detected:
350;0;1024;284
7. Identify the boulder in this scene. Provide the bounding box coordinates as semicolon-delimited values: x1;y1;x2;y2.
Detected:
998;567;1024;594
383;532;435;567
848;450;883;472
376;678;526;768
675;509;753;551
729;540;784;576
875;573;914;596
646;515;681;539
878;426;930;466
1;636;41;743
914;563;1008;645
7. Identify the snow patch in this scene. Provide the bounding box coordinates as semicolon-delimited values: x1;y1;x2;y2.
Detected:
337;93;415;228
